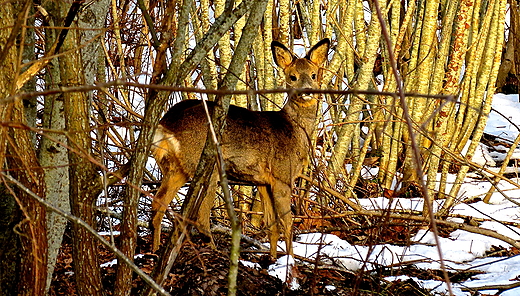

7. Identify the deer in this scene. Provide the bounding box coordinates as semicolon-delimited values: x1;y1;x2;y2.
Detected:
150;38;330;257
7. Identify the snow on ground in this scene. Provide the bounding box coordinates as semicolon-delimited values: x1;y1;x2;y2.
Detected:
486;94;520;142
266;94;520;295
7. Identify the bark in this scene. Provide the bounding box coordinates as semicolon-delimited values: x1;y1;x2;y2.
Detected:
39;2;69;292
328;2;382;188
195;0;218;97
0;3;23;293
0;184;19;295
514;0;520;91
65;90;105;295
0;1;47;295
58;6;105;294
41;65;70;294
5;104;48;296
496;30;514;91
443;0;507;211
118;1;193;294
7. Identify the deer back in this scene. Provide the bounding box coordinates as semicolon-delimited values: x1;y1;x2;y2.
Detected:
153;38;330;186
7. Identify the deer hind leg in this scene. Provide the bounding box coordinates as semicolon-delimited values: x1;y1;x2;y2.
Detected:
151;171;187;252
195;169;219;236
250;190;263;228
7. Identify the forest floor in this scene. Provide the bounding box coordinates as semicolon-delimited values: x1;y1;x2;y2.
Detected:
48;220;516;296
48;94;520;296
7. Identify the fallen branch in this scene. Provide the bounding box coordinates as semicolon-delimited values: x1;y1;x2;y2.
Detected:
460;280;520;292
96;207;149;229
322;210;520;249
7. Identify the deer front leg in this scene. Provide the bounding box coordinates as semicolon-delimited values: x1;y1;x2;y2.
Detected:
259;181;294;257
272;181;293;257
258;185;278;257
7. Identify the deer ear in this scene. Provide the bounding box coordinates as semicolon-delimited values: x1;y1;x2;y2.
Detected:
306;38;330;66
271;41;296;69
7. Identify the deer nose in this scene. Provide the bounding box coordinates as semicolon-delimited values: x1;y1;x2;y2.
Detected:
299;74;316;89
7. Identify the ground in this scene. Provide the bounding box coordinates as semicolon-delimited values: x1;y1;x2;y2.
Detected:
48;222;496;296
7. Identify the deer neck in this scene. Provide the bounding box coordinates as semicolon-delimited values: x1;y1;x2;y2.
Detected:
282;95;319;135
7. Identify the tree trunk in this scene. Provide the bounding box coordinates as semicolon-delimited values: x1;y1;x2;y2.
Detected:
59;8;105;295
0;183;20;295
6;103;48;296
0;2;48;295
39;2;70;292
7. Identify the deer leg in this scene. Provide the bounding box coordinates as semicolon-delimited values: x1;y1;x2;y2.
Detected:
196;170;219;236
250;190;263;228
150;171;187;252
258;185;278;257
271;180;293;257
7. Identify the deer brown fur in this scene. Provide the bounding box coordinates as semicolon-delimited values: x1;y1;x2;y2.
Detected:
150;38;330;257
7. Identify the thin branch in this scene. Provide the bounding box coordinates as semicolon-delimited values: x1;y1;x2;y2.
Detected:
372;0;453;293
5;79;456;102
15;0;84;90
201;97;241;296
324;209;520;249
460;280;520;292
135;0;160;48
0;0;32;68
0;172;171;296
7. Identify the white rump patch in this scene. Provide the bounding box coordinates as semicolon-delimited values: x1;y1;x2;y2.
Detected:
152;126;181;161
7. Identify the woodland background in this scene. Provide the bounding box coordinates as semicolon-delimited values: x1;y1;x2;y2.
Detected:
0;0;518;295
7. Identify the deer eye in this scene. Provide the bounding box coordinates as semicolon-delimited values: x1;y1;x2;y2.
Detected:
290;75;297;81
312;73;317;80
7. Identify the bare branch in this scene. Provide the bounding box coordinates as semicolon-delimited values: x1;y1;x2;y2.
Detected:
0;172;172;296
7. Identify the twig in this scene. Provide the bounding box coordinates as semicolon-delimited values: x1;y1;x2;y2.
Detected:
460;281;520;292
321;209;520;249
135;0;160;48
4;80;455;103
299;175;362;211
0;172;171;296
211;225;269;252
96;207;149;228
372;0;454;294
15;0;84;91
201;96;241;296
